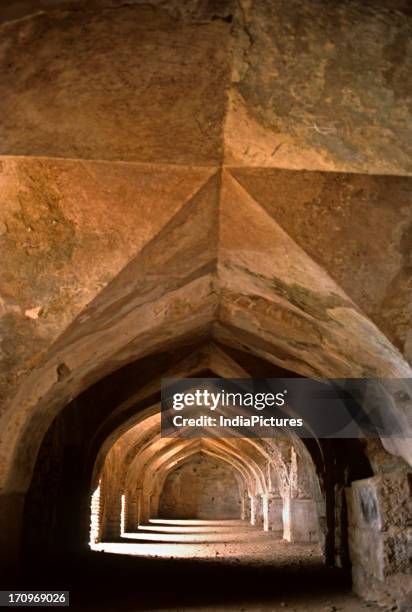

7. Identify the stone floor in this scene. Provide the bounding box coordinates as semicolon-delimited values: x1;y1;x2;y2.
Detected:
84;520;382;611
92;519;322;561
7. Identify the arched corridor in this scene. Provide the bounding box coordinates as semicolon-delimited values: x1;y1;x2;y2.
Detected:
18;344;409;610
0;0;411;610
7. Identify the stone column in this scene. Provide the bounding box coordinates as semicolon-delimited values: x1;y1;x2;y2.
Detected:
102;492;122;541
251;494;264;528
125;491;138;532
250;495;257;525
139;494;152;524
262;494;269;531
241;492;251;521
120;494;126;535
136;489;142;526
89;483;102;544
267;494;283;536
283;497;319;542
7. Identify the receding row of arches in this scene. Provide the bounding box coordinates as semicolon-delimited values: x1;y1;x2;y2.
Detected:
91;418;324;546
20;341;387;597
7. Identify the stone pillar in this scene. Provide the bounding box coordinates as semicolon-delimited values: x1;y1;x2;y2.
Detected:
252;495;263;528
150;491;160;518
136;490;142;526
334;483;349;569
241;492;251;521
283;497;319;542
283;497;292;541
120;494;126;535
262;494;269;531
250;495;256;525
102;492;122;541
140;494;152;524
125;492;138;533
346;468;412;609
267;494;283;536
89;483;102;544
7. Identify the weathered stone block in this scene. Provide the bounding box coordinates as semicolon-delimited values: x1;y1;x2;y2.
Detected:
283;498;319;543
348;469;412;531
347;470;412;606
267;495;283;534
251;494;264;529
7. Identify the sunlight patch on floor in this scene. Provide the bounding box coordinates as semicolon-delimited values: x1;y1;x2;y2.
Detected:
90;519;322;562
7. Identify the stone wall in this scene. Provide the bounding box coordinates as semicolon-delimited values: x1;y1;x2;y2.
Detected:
158;455;242;520
346;468;412;608
283;498;320;543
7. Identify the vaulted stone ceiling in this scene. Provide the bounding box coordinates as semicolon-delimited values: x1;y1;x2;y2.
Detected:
1;0;412;172
1;0;412;491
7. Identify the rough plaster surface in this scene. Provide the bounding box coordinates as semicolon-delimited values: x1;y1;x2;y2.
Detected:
0;3;230;163
227;0;412;174
1;0;411;173
159;455;241;519
347;468;412;607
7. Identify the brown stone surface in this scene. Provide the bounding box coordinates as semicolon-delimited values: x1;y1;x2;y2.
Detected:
159;455;242;519
226;0;412;174
347;469;412;606
0;2;230;163
1;159;412;494
0;157;214;405
230;168;412;354
1;0;411;174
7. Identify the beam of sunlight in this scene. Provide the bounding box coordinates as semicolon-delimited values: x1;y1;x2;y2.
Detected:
138;523;255;534
121;531;261;543
89;520;322;562
149;519;245;526
89;480;101;545
91;542;232;558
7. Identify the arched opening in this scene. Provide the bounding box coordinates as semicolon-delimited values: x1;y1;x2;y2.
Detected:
19;343;399;611
7;270;410;611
